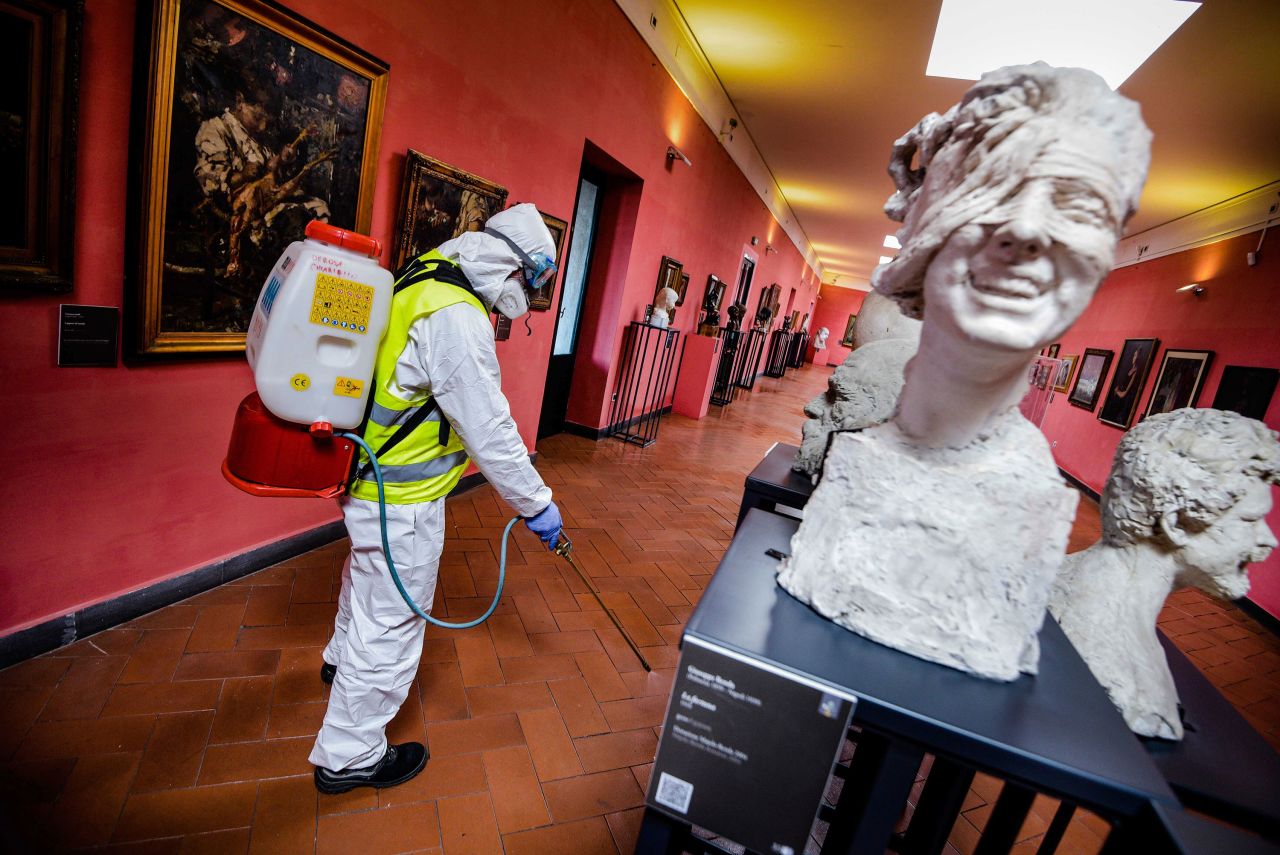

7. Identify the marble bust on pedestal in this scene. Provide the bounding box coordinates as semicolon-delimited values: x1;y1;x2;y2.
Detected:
1050;409;1280;739
778;64;1153;681
651;286;678;328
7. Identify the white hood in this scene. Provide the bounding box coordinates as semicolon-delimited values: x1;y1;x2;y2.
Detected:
436;203;555;310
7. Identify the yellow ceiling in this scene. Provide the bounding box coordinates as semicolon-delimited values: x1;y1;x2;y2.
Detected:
674;0;1280;282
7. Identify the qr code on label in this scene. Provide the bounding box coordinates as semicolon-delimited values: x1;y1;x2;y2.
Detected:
655;772;694;814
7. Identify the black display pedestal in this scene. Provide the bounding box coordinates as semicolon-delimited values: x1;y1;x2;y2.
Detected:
1143;632;1280;838
736;441;814;530
638;510;1177;855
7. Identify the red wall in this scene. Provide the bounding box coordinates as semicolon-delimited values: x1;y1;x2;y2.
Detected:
810;284;868;366
1041;232;1280;618
0;0;819;637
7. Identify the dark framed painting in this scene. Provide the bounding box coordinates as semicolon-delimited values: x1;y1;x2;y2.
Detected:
703;274;725;313
1212;365;1280;420
1098;338;1160;428
655;255;682;303
130;0;389;354
1068;348;1113;410
840;313;857;347
394;151;508;270
677;272;690;307
1144;349;1213;418
2;0;81;292
528;211;566;311
1046;343;1060;359
1052;354;1078;393
754;283;781;329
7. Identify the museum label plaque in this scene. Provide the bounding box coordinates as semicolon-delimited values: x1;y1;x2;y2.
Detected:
58;305;119;367
646;636;856;855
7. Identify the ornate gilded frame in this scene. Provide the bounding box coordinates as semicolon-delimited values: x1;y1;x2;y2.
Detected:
130;0;388;354
393;151;508;270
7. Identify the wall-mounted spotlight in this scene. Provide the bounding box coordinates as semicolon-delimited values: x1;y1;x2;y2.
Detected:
765;244;778;255
666;145;692;167
1176;282;1206;297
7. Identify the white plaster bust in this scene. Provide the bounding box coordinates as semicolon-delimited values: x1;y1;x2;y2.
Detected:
778;64;1153;681
651;286;678;328
813;327;829;349
793;293;921;477
1050;409;1280;739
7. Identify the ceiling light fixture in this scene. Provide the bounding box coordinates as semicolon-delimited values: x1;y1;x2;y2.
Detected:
883;235;901;249
926;0;1200;89
666;144;692;167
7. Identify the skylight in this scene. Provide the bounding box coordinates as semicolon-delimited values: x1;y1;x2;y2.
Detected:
926;0;1200;89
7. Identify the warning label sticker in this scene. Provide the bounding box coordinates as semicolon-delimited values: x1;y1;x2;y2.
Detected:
334;377;364;398
310;274;374;334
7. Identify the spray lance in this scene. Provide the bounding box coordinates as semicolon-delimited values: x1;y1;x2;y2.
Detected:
221;223;651;666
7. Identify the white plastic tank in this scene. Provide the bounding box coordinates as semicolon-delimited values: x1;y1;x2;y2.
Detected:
246;221;394;429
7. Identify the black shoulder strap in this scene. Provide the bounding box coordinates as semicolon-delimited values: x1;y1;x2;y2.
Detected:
393;255;483;303
356;397;443;477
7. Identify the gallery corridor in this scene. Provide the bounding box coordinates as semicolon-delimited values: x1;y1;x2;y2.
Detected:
2;363;1277;854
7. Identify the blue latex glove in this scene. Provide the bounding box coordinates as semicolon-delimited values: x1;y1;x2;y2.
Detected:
525;502;563;551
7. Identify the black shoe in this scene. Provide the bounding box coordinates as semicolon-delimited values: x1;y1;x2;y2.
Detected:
320;662;336;684
314;742;428;794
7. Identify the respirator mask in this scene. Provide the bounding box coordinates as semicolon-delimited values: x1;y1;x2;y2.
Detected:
485;227;557;321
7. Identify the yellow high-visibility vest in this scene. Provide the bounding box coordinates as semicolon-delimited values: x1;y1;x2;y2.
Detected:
348;250;487;504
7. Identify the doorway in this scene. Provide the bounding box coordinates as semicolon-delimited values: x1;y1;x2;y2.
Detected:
538;171;603;438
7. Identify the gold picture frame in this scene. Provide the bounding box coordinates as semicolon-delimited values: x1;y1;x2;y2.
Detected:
130;0;388;354
529;211;567;311
393;150;508;271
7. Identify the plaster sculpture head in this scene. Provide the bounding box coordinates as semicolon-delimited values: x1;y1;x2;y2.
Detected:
1103;408;1280;598
852;291;921;350
873;63;1151;354
794;339;916;476
651;286;678;328
1050;409;1280;738
814;327;829;349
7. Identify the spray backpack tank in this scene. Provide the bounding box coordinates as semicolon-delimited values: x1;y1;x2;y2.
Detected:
223;221;394;498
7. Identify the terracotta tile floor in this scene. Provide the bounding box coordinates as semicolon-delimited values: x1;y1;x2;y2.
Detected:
2;363;1278;854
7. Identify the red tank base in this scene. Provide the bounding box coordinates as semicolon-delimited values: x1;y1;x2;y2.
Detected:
223;393;355;499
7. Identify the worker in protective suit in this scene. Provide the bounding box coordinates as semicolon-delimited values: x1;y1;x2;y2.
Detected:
309;203;563;793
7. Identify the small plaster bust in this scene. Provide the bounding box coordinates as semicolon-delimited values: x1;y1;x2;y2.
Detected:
779;64;1154;681
1050;409;1280;739
651;286;678;328
813;327;829;350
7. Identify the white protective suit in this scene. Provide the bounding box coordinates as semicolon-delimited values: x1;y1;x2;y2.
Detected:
310;204;556;772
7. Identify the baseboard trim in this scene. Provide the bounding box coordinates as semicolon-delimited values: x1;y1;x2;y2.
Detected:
561;407;674;442
1058;467;1101;504
0;455;532;669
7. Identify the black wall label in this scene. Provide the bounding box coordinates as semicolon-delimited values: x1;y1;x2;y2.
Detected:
58;305;119;367
647;637;855;855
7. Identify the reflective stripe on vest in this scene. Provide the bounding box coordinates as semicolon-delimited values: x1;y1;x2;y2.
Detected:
348;250;489;505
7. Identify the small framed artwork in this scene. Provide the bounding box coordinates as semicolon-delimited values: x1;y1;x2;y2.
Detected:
3;0;82;292
1046;343;1060;359
1212;365;1280;420
130;0;389;353
676;272;691;307
840;313;858;347
1144;349;1214;418
1052;354;1078;393
529;211;567;311
1068;348;1113;411
1098;338;1160;428
395;151;508;270
655;255;682;303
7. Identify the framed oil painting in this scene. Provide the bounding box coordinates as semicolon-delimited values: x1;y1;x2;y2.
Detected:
394;151;508;270
840;313;857;347
677;272;691;307
654;255;682;303
1068;348;1113;411
1212;365;1279;420
1144;349;1213;418
2;0;82;292
1052;354;1078;393
1098;338;1160;428
528;211;566;311
130;0;389;354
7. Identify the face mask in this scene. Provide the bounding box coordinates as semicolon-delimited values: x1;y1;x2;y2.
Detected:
493;273;530;320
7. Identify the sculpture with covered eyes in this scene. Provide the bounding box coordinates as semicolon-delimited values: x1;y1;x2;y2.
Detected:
778;64;1153;681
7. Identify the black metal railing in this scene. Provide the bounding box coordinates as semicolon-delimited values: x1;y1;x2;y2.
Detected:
606;322;684;447
733;328;766;390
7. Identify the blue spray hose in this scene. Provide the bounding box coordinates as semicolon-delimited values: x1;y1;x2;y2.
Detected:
339;432;511;629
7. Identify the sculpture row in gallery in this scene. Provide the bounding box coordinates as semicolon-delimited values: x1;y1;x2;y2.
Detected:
774;63;1279;744
779;63;1156;682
